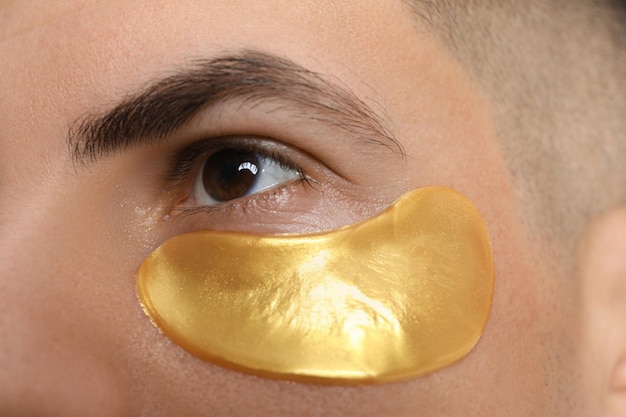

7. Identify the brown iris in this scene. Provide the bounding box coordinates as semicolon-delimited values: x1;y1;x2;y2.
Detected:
202;149;261;202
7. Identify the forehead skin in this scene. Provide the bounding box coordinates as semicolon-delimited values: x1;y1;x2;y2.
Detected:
0;1;581;416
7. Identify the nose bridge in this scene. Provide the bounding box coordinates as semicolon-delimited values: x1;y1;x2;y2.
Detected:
0;194;141;416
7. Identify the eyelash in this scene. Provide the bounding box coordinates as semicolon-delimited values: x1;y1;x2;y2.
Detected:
162;136;312;216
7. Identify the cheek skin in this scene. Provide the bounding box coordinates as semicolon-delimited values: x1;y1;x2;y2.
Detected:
0;181;143;415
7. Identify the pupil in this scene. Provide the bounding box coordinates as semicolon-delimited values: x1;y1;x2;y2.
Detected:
202;149;261;202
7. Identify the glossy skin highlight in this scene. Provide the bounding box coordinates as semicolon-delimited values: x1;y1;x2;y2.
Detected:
137;187;494;383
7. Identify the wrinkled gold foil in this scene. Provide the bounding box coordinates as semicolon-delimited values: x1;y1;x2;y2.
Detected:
136;186;493;384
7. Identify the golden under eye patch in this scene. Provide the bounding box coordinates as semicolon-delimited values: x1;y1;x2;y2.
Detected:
136;186;493;384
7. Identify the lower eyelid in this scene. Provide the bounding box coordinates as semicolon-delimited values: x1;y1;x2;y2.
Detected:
166;177;319;234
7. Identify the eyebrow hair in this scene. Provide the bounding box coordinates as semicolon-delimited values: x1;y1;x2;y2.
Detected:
68;49;402;165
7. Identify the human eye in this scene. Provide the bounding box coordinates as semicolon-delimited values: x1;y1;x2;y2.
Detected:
164;136;312;218
193;147;301;206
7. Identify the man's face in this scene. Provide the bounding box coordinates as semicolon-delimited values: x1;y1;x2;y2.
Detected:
0;1;582;415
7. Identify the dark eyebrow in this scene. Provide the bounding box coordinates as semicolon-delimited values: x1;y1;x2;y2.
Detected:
68;49;402;165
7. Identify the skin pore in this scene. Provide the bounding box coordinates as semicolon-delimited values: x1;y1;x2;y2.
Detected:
0;1;623;416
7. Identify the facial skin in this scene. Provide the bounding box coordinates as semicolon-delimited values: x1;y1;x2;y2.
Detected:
0;1;623;416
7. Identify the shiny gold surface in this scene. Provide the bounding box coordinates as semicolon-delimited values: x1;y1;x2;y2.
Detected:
136;187;494;384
